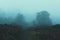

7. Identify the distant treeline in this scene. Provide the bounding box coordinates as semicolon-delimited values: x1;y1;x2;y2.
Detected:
0;10;52;27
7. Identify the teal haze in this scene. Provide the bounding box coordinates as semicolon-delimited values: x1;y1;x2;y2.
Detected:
0;0;60;24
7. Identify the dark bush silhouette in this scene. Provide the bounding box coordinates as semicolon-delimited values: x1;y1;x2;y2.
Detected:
0;24;60;40
0;24;23;40
27;24;60;40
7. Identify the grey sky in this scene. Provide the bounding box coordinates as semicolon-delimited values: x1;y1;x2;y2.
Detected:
0;0;60;24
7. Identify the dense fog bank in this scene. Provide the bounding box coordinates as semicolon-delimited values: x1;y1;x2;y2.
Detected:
0;10;53;27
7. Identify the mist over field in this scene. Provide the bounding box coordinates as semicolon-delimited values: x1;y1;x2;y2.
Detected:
0;0;60;24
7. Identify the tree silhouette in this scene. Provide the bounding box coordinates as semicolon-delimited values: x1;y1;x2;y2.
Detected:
13;13;26;26
36;11;52;26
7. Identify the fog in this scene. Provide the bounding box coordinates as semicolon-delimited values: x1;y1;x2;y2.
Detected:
0;0;60;24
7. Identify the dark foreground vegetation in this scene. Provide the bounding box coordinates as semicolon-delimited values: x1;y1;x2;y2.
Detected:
0;24;60;40
0;24;23;40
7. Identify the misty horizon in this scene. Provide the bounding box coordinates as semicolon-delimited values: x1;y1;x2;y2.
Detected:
0;0;60;24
